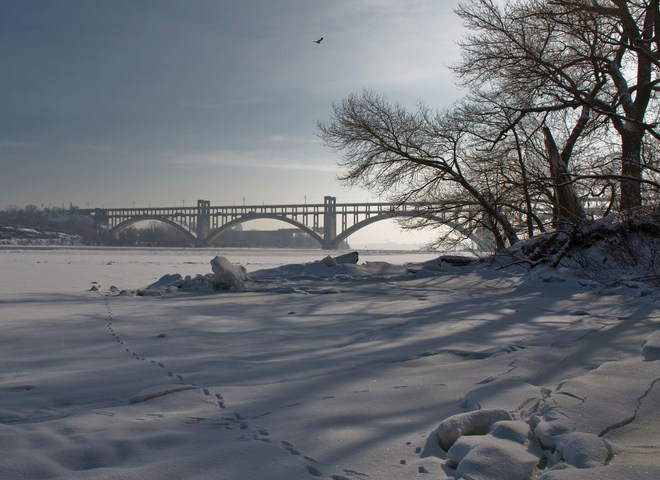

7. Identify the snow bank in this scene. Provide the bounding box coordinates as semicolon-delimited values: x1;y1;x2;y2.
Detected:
441;418;542;480
137;252;478;296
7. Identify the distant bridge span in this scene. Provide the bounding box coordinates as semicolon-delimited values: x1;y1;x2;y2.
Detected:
81;196;489;249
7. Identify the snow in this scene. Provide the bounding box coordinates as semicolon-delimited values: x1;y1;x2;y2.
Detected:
642;330;660;361
0;225;81;245
436;409;513;450
0;246;659;479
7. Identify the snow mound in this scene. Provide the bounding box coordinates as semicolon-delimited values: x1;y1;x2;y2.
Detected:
490;420;536;445
436;408;512;451
451;435;542;480
554;432;615;469
442;417;543;479
436;329;660;478
641;330;660;361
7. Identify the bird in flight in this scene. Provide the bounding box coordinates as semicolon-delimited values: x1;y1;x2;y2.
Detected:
314;37;323;44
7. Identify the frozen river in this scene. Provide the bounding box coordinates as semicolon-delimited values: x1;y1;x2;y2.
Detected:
0;246;443;293
1;245;658;479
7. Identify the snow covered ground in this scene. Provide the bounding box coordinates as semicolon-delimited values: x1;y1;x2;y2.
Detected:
1;246;659;479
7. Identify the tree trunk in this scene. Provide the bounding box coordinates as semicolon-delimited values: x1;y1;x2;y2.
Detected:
543;127;584;229
619;127;644;210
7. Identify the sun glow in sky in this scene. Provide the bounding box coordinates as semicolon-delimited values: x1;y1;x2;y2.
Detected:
1;1;467;245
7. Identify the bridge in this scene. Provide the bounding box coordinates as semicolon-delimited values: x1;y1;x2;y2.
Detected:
81;196;488;249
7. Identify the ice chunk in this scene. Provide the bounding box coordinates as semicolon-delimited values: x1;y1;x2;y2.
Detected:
146;273;183;290
333;251;359;264
320;255;336;267
210;256;247;290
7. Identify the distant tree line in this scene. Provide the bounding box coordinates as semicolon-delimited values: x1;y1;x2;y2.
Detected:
319;0;660;251
0;205;192;247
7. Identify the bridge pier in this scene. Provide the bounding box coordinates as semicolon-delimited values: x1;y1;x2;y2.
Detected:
196;200;211;247
322;196;338;249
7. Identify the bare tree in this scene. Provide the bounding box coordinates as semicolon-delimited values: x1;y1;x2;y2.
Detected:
318;1;659;252
455;0;660;210
318;91;520;248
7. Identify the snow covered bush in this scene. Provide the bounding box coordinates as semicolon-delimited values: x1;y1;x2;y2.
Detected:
494;205;660;286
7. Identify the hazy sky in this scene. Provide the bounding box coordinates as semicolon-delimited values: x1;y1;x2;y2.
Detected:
1;0;466;212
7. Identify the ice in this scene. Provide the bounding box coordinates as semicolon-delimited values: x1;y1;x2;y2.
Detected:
210;255;248;290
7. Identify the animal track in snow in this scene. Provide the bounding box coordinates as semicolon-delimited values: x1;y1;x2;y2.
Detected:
305;465;323;477
341;469;369;478
7;385;35;392
100;289;237;416
282;440;301;455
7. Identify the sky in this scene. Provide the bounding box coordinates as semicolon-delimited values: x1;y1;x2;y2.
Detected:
1;0;467;207
1;1;467;245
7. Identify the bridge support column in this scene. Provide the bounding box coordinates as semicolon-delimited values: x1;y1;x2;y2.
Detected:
196;200;211;247
322;196;337;250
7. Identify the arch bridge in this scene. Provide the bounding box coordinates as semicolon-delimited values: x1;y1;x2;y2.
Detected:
81;197;487;249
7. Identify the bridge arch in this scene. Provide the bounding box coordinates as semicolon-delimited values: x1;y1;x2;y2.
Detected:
329;211;491;250
111;216;197;245
203;214;324;246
